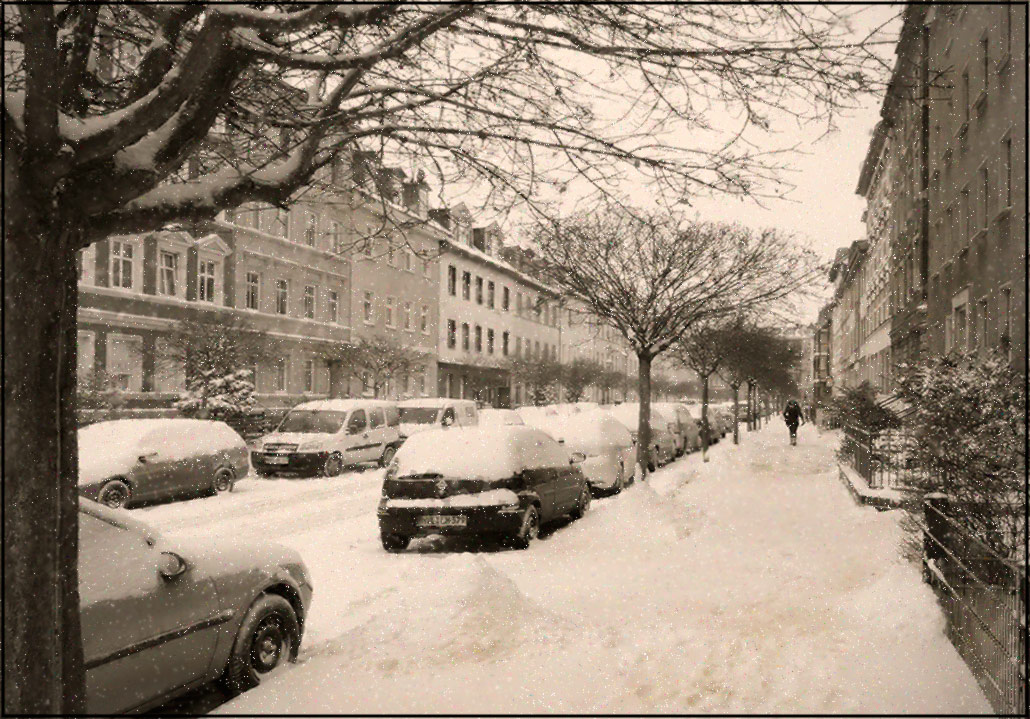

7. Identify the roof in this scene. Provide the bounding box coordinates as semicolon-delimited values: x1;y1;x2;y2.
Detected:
440;237;559;297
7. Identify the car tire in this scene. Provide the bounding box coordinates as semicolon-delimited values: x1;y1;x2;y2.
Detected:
510;505;540;550
221;594;300;695
98;479;131;509
379;445;397;468
570;485;591;519
381;533;410;552
211;467;235;495
612;463;625;494
322;453;343;477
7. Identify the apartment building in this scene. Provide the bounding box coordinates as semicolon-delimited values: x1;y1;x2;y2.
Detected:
559;297;637;403
828;242;867;396
812;303;834;420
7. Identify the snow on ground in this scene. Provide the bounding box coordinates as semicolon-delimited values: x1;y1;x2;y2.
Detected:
139;426;989;715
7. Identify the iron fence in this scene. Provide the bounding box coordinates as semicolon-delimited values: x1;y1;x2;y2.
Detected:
921;495;1026;715
840;424;926;490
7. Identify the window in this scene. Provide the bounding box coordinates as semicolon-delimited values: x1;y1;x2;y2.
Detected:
979;299;989;349
275;358;288;393
980;167;990;229
503;286;510;311
487;329;494;354
304;212;317;247
77;330;96;381
516;292;523;315
107;333;143;391
329;221;345;253
535;340;540;358
1000;287;1012;356
462;323;470;351
385;296;396;327
961;188;971;243
276;279;288;315
423;256;431;276
110;240;134;289
363;291;374;324
516;336;522;356
475;276;484;304
272;207;289;238
246;272;260;310
462;271;471;300
418;372;426;395
328;291;339;323
403;301;412;331
502;331;509;356
488;281;495;308
447;265;457;296
981;37;989;91
159;251;179;296
304;358;315;393
961;70;970;122
198;259;217;302
447;320;457;349
954;304;967;351
420;305;429;333
475;325;483;353
303;285;316;319
1002;137;1012;208
403;250;412;271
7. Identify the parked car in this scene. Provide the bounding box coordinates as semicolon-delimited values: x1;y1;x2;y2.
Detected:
78;419;249;509
251;399;402;477
654;402;701;455
78;499;312;714
605;404;677;471
397;398;479;438
533;410;636;494
478;408;526;427
377;426;592;551
513;405;560;426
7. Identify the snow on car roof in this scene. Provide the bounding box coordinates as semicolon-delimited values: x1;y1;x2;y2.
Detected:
293;399;397;412
78;418;244;486
533;410;633;453
478;409;525;426
606;404;672;427
394;426;567;480
398;398;476;408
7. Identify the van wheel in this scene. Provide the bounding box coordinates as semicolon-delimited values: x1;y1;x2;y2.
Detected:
212;467;235;495
379;445;397;468
221;594;300;694
322;453;343;477
98;480;131;509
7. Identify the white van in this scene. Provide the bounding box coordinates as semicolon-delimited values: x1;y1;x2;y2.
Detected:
252;399;402;477
397;398;479;439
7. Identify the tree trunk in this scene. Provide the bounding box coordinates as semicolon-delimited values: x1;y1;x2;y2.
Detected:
731;384;740;445
3;164;86;714
636;353;652;479
746;380;753;432
328;361;346;399
700;373;710;462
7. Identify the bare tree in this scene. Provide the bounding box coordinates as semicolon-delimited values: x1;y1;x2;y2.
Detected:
719;323;796;444
532;208;820;477
4;4;891;710
561;358;602;403
671;320;738;461
323;335;428;400
507;356;562;406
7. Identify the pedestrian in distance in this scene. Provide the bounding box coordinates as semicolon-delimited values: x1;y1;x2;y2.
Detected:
783;398;805;446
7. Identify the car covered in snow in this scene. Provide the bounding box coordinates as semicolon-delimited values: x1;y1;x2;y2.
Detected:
78;498;312;714
251;399;402;477
530;410;636;494
478;408;526;427
377;426;592;551
513;404;561;426
78;419;249;509
397;398;479;438
654;402;701;454
605;404;677;471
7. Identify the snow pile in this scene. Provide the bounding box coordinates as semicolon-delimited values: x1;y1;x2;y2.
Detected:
384;489;519;509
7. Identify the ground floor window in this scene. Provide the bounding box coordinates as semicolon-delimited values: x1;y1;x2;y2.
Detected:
77;330;96;381
106;333;143;391
154;337;186;392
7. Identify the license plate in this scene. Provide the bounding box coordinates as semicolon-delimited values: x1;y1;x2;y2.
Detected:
416;515;467;528
264;455;289;465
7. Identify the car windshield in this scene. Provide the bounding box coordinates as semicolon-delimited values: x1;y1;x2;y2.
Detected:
277;410;347;434
398;407;441;424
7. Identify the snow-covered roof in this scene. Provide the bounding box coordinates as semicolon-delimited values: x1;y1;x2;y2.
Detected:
441;238;559;297
394;426;568;480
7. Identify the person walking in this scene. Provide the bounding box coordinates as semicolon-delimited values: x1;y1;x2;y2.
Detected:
783;398;805;446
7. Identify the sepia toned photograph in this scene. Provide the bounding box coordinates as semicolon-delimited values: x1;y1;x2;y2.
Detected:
3;2;1026;716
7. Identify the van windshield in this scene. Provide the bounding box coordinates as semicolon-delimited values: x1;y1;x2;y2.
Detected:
277;410;347;434
397;407;441;425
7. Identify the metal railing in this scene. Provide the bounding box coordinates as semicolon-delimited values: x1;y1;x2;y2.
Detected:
921;495;1026;715
840;424;926;490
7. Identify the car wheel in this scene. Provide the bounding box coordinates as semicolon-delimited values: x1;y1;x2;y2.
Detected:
212;467;235;495
322;453;343;477
381;533;410;553
612;463;625;494
379;445;397;468
98;479;131;509
510;505;540;549
222;594;300;695
570;485;591;519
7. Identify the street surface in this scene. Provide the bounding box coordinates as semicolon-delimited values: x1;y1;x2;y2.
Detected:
142;423;990;714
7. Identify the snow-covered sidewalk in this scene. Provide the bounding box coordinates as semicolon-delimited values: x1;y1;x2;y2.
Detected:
184;424;988;714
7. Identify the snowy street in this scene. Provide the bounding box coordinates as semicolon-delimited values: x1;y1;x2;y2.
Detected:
140;424;990;715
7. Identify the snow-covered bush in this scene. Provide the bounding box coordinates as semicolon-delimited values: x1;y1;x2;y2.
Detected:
76;370;127;412
831;381;898;434
175;369;256;421
895;351;1026;559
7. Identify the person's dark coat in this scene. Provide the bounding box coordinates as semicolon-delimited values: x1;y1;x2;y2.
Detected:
783;401;803;427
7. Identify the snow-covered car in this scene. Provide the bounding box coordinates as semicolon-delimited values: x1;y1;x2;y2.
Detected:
478;408;526;427
532;410;636;494
397;398;479;438
251;399;402;477
78;419;249;509
654;402;701;455
78;498;312;714
513;405;560;426
604;404;677;471
377;426;592;551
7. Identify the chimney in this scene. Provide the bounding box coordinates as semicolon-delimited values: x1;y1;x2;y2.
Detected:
472;227;487;253
351;150;377;187
428;208;451;229
402;171;430;217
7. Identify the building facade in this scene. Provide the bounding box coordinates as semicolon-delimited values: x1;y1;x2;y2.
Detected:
828;241;868;395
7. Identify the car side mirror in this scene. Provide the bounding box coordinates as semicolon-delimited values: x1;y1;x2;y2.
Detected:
569;451;586;464
347;424;361;435
158;551;188;580
138;450;158;463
